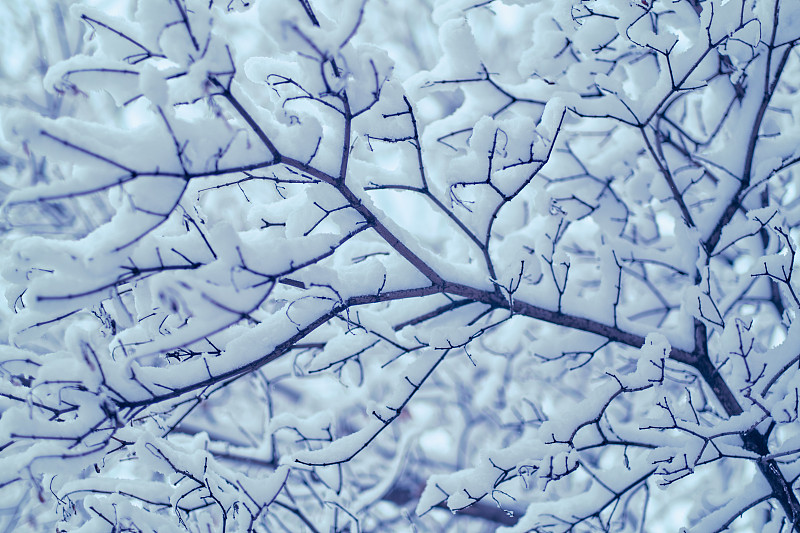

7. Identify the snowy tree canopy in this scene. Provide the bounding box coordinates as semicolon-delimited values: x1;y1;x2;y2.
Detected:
2;0;800;531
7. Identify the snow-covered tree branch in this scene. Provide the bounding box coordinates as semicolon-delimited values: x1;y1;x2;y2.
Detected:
2;0;800;531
